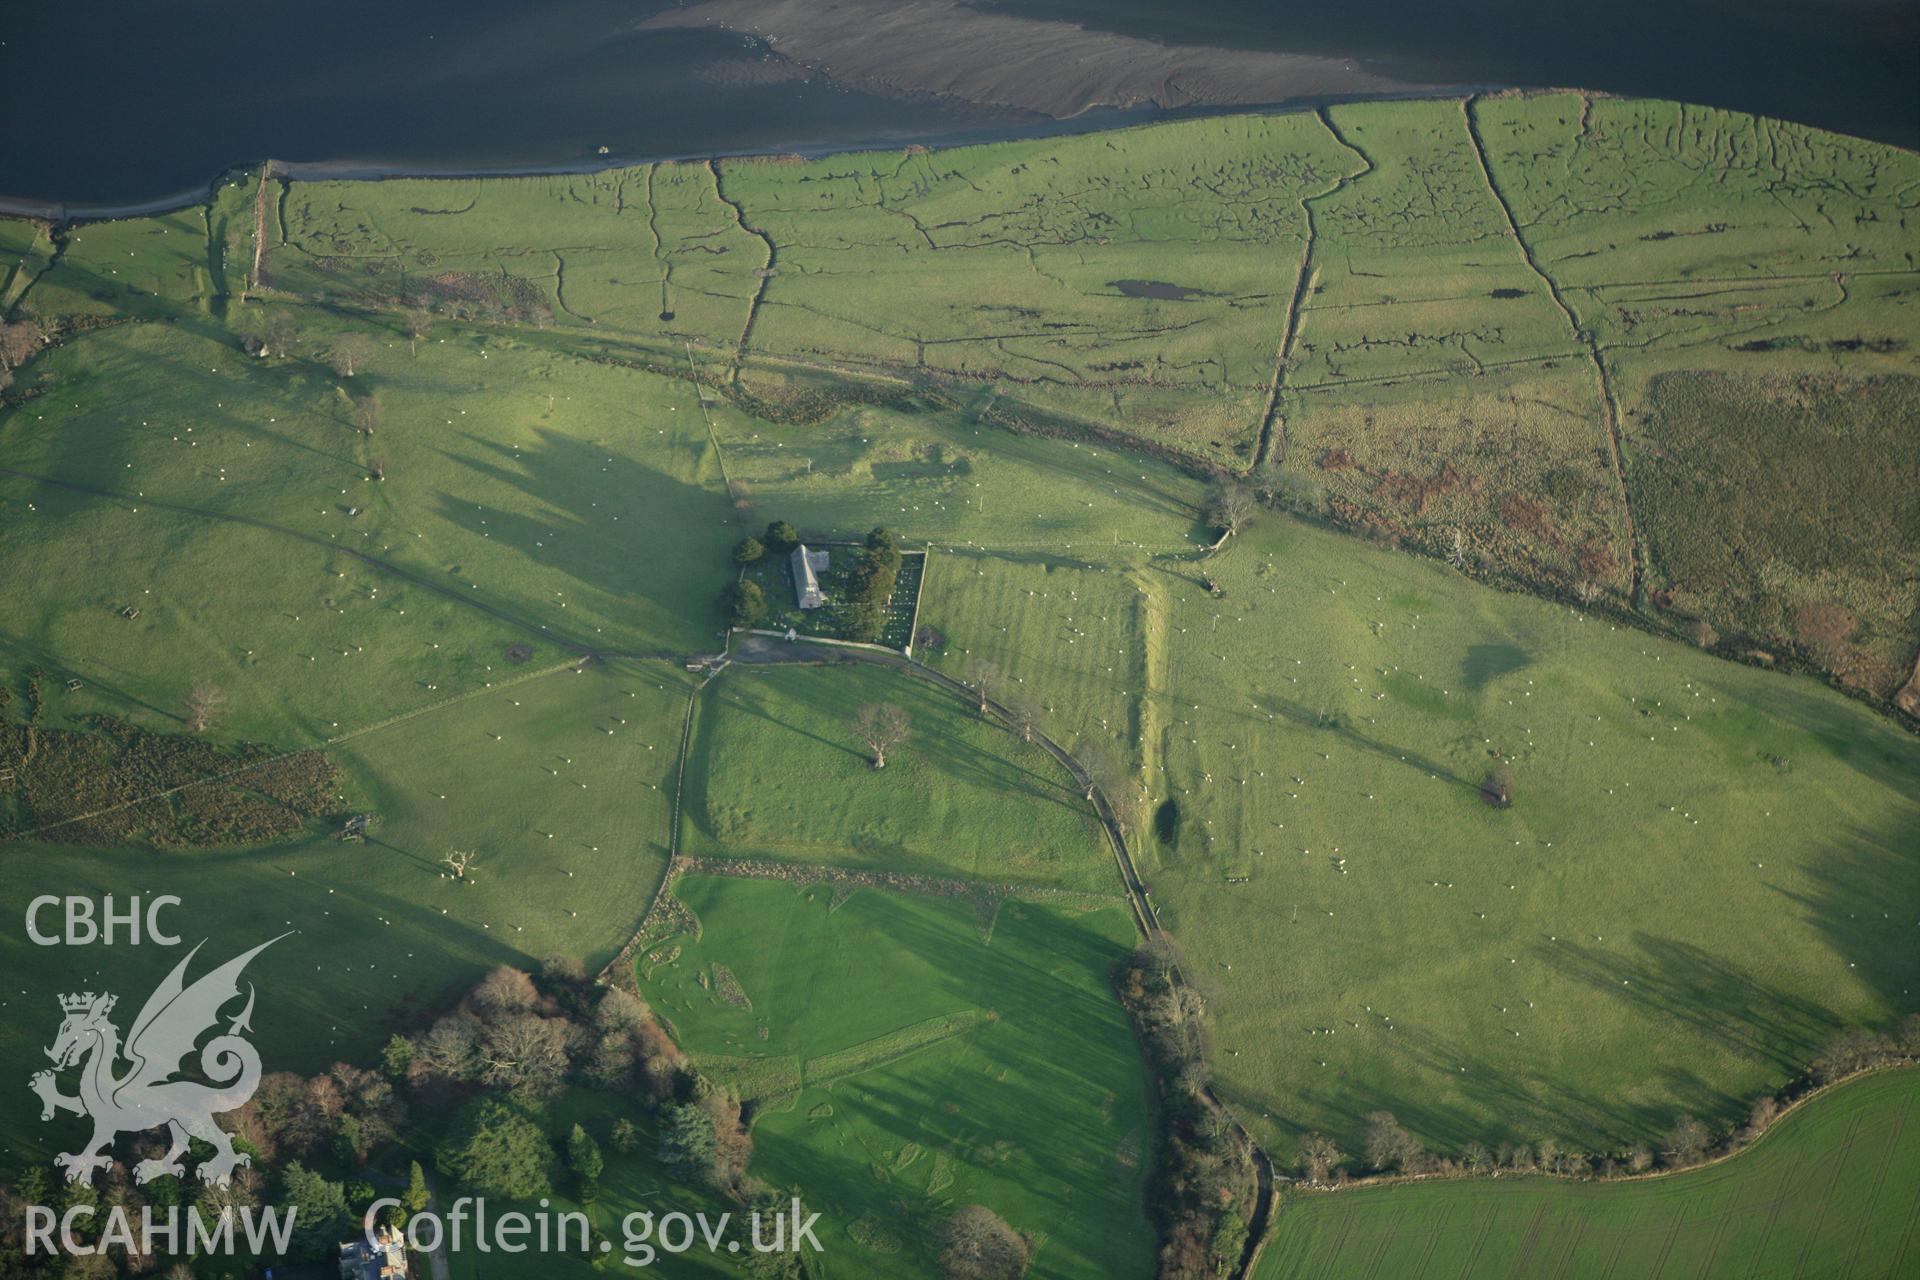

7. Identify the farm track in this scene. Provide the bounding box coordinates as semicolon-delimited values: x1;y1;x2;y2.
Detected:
1463;95;1644;605
1841;1092;1911;1276
1793;1109;1866;1278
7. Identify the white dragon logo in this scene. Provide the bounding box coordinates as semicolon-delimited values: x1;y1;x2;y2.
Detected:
30;936;284;1187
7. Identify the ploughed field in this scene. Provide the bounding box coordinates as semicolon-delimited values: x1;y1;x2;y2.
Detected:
1;93;1916;1278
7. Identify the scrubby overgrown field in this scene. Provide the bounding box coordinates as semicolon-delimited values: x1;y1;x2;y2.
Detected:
0;94;1915;1279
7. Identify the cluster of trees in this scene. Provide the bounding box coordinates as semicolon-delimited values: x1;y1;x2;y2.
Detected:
0;1120;434;1273
237;1061;406;1169
0;957;795;1275
0;319;44;394
240;311;366;369
395;960;753;1204
719;522;906;641
387;960;679;1108
0;1149;285;1277
1115;936;1253;1279
718;518;799;627
1297;1014;1920;1185
938;1204;1031;1280
840;526;901;642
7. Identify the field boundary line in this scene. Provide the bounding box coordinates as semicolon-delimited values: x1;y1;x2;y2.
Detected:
678;853;1123;911
1462;94;1644;605
0;658;583;844
321;658;582;746
2;223;61;318
801;1009;988;1088
600;661;720;988
720;634;1277;1280
1251;107;1374;473
684;339;749;520
706;159;775;380
248;165;274;292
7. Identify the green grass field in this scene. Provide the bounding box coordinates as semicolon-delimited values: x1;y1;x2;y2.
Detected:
683;663;1113;890
0;654;689;1163
0;95;1915;1275
639;874;1154;1279
1257;1068;1920;1279
903;511;1920;1162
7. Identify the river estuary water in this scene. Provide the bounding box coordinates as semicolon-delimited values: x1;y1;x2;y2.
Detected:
0;0;1914;210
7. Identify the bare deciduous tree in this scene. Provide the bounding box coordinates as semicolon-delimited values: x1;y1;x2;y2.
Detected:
1003;696;1038;743
1481;760;1516;809
1206;475;1257;539
1665;1114;1710;1166
963;659;999;714
328;333;375;378
937;1205;1029;1280
184;681;226;733
0;320;44;369
443;849;478;880
413;1015;481;1081
1362;1110;1422;1173
470;966;539;1016
1076;735;1128;805
368;457;386;481
851;702;911;769
353;393;379;436
479;1011;574;1100
1106;785;1145;840
1300;1132;1343;1182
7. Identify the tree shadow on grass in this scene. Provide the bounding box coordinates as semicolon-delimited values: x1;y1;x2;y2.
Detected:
1769;812;1920;1017
1247;688;1477;791
1539;935;1844;1073
1701;668;1920;797
426;424;734;650
734;894;1148;1262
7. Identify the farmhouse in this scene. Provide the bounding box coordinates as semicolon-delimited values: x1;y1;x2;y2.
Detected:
337;1225;408;1279
791;544;830;610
